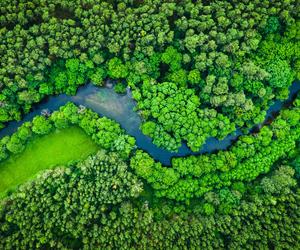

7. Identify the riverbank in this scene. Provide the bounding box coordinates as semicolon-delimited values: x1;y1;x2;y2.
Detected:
0;81;299;165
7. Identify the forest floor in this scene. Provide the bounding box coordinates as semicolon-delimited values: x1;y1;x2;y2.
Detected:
0;126;99;197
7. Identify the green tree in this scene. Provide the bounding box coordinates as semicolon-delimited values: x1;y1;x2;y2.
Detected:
32;116;52;135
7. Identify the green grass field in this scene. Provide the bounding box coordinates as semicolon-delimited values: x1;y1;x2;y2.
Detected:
0;126;99;196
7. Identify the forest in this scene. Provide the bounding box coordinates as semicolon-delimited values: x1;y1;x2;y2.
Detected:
0;0;300;249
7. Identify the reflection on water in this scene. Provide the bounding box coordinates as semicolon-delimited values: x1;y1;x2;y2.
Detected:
73;86;141;135
0;82;299;166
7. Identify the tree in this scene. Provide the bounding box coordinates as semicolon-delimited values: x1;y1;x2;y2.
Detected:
32;116;52;135
266;59;295;88
188;69;201;85
6;134;25;154
90;66;106;86
161;46;182;71
107;58;129;79
264;16;280;34
114;83;127;94
141;121;156;137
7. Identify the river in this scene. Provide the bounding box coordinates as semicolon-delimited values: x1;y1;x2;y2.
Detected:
0;82;299;165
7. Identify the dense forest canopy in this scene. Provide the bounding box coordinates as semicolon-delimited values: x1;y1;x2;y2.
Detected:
0;0;300;249
0;0;299;150
1;148;300;249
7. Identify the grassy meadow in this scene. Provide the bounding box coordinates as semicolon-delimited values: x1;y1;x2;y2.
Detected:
0;126;99;197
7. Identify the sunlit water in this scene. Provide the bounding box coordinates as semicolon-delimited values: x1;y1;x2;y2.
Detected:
0;82;299;165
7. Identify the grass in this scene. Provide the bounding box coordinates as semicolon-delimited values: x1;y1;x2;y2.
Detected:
0;126;99;197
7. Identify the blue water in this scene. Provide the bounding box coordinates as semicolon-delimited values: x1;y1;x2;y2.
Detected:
0;82;299;165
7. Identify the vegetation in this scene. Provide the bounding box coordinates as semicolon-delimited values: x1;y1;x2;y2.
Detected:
0;102;136;197
0;126;98;196
0;0;299;150
0;0;300;248
0;103;136;162
138;81;235;151
0;150;144;249
131;95;300;200
0;149;299;249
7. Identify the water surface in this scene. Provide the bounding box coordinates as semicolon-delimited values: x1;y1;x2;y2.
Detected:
0;82;299;165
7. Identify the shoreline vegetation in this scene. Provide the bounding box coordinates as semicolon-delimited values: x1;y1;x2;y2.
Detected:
0;103;136;197
0;88;299;198
0;81;298;167
0;0;299;248
0;95;299;248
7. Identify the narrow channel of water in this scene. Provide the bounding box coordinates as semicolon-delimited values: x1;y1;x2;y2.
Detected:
0;82;299;165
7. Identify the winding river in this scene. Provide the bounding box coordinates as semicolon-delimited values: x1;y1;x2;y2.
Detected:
0;82;299;165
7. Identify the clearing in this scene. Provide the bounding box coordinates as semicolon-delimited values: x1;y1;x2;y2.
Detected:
0;126;99;196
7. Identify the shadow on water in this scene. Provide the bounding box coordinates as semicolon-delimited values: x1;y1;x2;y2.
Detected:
0;82;299;166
